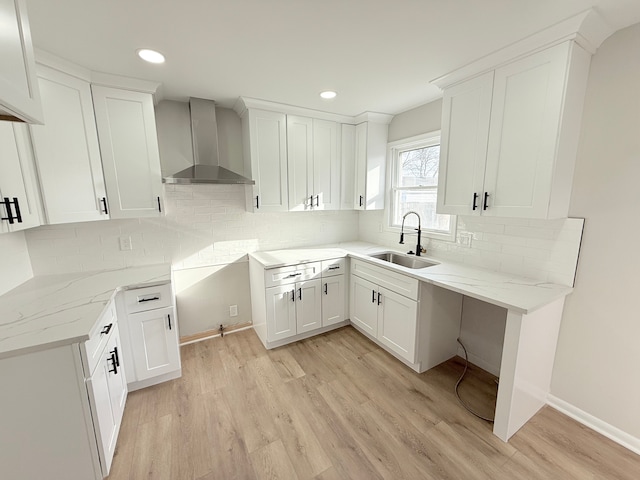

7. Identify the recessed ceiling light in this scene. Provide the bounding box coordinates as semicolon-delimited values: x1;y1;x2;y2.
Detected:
320;90;337;100
137;49;165;64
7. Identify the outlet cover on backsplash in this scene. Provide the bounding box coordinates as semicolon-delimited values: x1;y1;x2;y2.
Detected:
458;232;472;248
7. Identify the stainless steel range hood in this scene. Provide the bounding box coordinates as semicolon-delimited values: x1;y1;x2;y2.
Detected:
163;98;254;185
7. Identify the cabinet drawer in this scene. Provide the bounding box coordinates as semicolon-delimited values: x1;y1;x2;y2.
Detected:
123;283;172;314
265;262;321;288
82;302;116;376
351;258;419;301
321;258;346;277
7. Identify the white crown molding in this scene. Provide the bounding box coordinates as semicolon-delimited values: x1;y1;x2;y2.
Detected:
353;111;394;125
431;9;614;90
91;71;161;96
547;394;640;456
234;96;393;125
34;48;92;82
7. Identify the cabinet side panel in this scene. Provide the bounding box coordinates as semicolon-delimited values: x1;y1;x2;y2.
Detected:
0;345;98;480
340;124;356;210
365;122;388;210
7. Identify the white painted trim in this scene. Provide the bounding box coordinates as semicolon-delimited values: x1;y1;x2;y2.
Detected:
431;9;613;89
353;112;394;125
35;49;92;82
234;96;356;124
90;71;160;94
179;324;254;346
547;394;640;456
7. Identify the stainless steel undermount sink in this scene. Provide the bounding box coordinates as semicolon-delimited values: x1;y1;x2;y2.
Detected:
368;251;437;269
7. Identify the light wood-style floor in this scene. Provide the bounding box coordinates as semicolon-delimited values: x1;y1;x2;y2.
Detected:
107;326;640;479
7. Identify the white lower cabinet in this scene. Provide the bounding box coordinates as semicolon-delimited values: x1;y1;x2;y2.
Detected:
86;322;127;476
350;258;462;372
250;257;348;348
116;282;182;390
0;299;128;480
322;274;346;327
350;275;417;363
127;306;181;382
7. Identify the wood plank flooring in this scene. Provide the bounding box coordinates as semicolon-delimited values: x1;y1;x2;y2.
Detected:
107;326;640;480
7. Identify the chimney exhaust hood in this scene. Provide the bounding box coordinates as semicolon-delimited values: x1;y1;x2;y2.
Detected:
163;98;254;185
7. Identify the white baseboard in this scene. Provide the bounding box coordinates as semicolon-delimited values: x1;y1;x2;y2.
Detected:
547;394;640;456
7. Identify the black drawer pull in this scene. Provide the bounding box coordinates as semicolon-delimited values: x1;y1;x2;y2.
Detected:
287;272;302;278
328;265;340;270
101;323;113;335
138;296;160;303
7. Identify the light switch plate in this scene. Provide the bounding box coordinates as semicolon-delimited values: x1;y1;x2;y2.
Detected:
119;235;132;251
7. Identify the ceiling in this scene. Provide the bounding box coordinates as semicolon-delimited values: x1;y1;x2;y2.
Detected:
26;0;640;117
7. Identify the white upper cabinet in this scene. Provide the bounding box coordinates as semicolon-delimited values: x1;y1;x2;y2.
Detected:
0;122;41;233
437;41;591;219
352;120;389;211
92;85;163;219
287;115;341;211
30;65;109;224
437;72;494;215
0;0;42;123
287;115;313;211
340;124;356;210
312;119;341;210
241;108;289;212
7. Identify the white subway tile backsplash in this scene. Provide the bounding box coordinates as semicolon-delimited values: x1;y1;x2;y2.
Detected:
360;211;583;287
26;184;360;275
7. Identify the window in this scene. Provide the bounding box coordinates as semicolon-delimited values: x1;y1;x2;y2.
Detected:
388;132;455;240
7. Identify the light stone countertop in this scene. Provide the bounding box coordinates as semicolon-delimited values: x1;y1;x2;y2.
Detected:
249;242;573;315
0;264;171;359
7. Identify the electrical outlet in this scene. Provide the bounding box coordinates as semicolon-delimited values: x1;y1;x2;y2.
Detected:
459;232;472;248
119;235;132;251
229;305;238;317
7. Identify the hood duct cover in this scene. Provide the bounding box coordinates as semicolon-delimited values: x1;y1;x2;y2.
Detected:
163;98;254;185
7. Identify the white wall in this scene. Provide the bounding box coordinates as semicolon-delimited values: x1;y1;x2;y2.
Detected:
551;23;640;442
0;232;33;296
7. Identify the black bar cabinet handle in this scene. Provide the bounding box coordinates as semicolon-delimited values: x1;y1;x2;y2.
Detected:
101;323;113;335
101;197;109;215
167;314;172;330
372;290;376;303
256;195;260;209
111;346;120;367
483;192;489;210
12;198;22;223
138;296;160;303
1;197;15;224
291;289;295;302
324;283;328;295
472;193;478;211
298;288;302;300
309;195;313;209
157;196;162;212
377;292;382;305
108;353;118;374
315;195;320;207
359;195;364;207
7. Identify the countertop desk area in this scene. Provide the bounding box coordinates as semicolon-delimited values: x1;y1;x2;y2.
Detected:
251;242;574;442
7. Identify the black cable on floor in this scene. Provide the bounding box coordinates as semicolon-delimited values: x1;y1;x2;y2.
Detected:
455;338;495;423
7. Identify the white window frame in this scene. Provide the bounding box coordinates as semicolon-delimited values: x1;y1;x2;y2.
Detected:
385;131;456;242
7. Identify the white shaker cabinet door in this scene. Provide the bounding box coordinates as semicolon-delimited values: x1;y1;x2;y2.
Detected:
127;306;180;381
350;275;379;337
91;85;163;218
246;109;289;212
377;287;418;363
437;71;494;216
0;0;42;123
296;278;322;334
30;65;108;224
483;43;570;218
266;284;298;341
322;275;346;327
0;122;41;233
312;119;341;210
287;115;313;211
